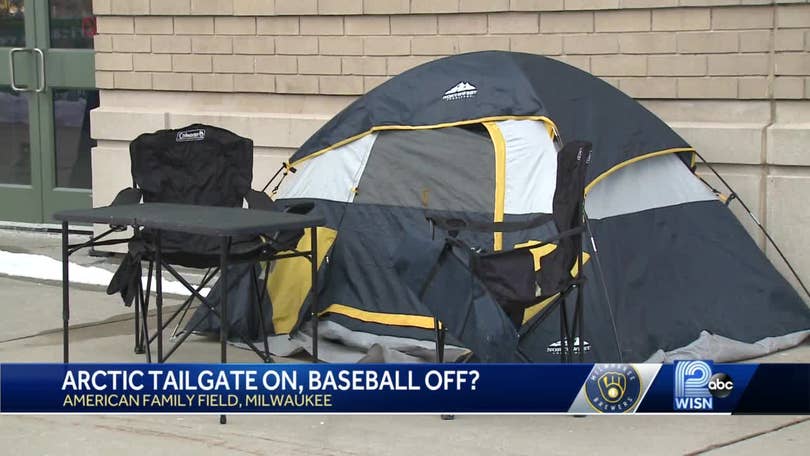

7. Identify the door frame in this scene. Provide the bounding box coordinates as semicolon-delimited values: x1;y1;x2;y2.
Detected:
0;0;96;224
0;3;44;222
34;0;96;222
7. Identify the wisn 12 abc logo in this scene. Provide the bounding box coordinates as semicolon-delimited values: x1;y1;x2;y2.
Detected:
674;361;734;411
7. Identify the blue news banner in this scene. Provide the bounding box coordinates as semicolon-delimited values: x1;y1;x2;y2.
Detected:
0;362;807;414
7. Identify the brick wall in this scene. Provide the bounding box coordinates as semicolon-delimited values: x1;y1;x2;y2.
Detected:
92;1;810;99
89;0;810;295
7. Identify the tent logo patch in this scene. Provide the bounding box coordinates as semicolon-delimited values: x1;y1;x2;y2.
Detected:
442;81;477;101
176;129;206;142
546;337;591;355
584;364;641;413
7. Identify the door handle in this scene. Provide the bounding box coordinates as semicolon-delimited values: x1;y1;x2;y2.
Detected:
9;47;33;92
8;48;46;93
33;48;46;93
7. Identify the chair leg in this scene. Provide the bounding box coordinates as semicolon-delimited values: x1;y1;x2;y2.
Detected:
434;319;455;421
559;298;567;363
439;327;456;419
159;263;270;363
139;267;153;363
253;262;272;363
576;284;585;363
168;295;200;341
168;267;218;340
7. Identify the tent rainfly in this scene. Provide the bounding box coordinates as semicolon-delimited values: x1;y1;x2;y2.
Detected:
189;51;810;363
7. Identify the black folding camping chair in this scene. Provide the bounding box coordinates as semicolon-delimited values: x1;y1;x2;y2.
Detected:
104;124;311;363
398;141;592;363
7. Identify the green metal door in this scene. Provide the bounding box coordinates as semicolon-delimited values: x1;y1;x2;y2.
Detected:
0;0;96;223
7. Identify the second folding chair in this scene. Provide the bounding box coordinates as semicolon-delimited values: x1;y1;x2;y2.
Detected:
397;141;592;363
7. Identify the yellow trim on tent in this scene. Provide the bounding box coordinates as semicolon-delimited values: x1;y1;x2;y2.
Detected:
584;147;696;195
484;121;507;251
288;115;559;167
320;304;437;330
545;122;555;139
267;227;337;334
317;252;593;332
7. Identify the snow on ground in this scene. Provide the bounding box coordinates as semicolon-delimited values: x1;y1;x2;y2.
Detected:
0;250;209;297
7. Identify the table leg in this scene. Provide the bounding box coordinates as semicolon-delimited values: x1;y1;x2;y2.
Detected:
310;227;319;362
220;236;230;425
255;263;271;363
155;230;163;363
61;221;69;364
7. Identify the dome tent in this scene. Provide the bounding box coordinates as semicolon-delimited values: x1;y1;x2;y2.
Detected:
192;51;810;363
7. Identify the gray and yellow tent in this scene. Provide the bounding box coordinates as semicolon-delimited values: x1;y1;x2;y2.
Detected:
190;51;810;363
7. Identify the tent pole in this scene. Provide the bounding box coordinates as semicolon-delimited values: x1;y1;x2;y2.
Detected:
571;186;590;362
260;165;285;193
583;214;624;363
694;152;810;301
576;258;584;362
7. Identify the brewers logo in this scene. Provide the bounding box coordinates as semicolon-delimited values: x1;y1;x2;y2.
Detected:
584;364;642;413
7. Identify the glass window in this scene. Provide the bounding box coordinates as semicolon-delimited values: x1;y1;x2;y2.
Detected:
49;0;94;49
0;0;25;47
0;87;31;185
53;88;98;188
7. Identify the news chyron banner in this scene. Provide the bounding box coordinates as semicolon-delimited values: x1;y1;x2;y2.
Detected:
0;363;807;414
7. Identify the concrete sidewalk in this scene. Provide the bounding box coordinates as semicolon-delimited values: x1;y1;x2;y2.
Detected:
0;229;808;455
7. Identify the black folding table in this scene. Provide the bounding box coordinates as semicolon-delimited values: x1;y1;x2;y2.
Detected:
53;203;326;366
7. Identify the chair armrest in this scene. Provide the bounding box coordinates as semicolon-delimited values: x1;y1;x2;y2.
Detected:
246;189;277;211
110;187;142;206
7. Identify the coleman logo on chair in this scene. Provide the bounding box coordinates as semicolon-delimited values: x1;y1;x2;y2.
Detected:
442;81;477;101
176;128;206;142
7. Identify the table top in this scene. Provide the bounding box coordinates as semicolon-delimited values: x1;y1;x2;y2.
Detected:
53;203;325;236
